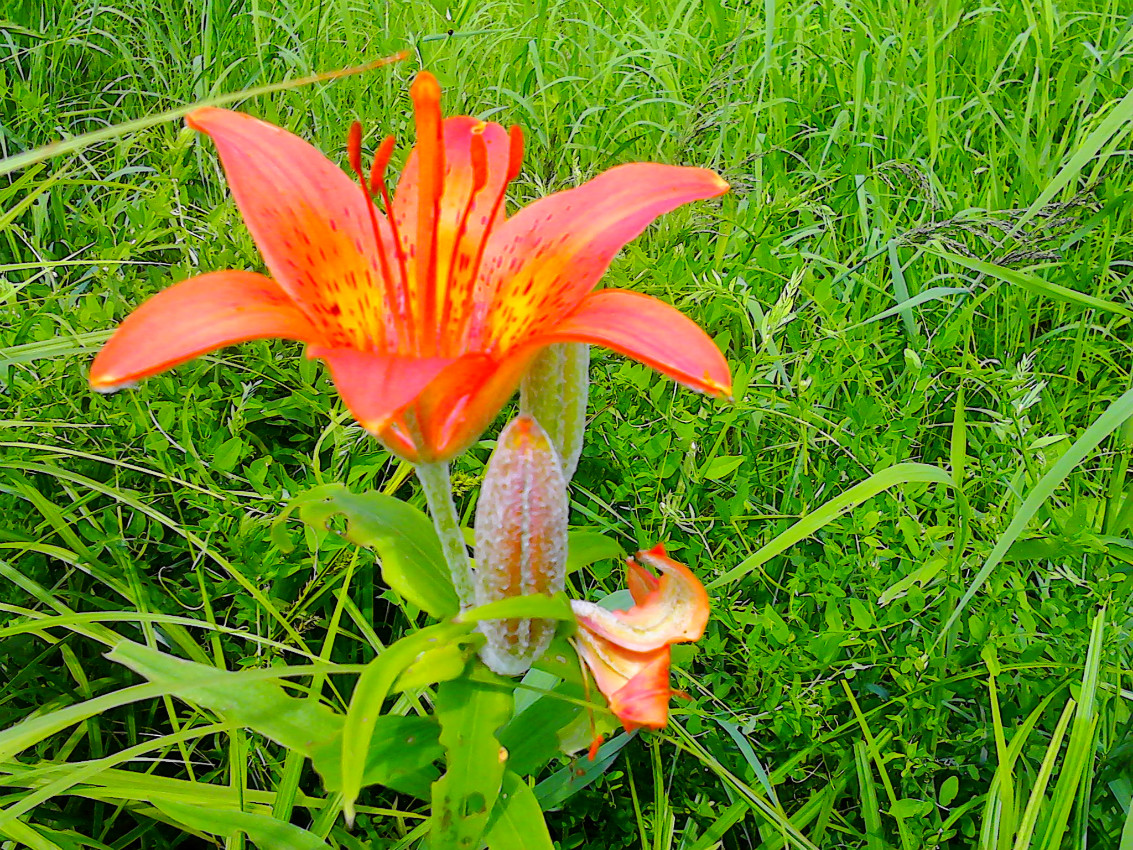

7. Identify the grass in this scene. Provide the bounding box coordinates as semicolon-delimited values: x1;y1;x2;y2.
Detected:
2;0;1133;846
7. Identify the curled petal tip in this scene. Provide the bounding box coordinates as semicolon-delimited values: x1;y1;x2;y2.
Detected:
587;736;603;761
184;106;228;132
703;374;733;401
89;376;137;394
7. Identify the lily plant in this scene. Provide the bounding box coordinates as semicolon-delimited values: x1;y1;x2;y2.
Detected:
88;68;732;846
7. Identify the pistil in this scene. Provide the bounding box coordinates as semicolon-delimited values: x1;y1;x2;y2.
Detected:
410;73;445;357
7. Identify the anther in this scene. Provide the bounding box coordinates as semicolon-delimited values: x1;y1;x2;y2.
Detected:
506;124;524;182
345;122;399;348
370;134;410;315
370;135;397;198
470;124;489;193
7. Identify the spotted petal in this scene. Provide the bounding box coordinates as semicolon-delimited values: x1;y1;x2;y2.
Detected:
90;271;322;392
476;163;729;349
541;289;732;397
187;107;395;349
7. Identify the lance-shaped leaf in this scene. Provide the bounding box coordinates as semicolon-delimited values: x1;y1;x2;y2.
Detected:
109;640;446;799
281;483;459;618
430;676;514;850
341;621;477;823
483;771;555;850
153;801;330;850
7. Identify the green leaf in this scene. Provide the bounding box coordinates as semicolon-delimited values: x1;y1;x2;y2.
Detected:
889;798;931;819
499;680;587;776
939;775;959;807
565;530;624;575
107;640;342;757
877;557;947;606
457;592;575;624
431;676;514;850
484;771;554;850
283;483;459;618
701;454;745;481
0;818;67;850
341;621;475;822
534;732;635;810
708;462;955;588
316;715;443;800
153;801;330;850
109;640;449;800
395;639;482;692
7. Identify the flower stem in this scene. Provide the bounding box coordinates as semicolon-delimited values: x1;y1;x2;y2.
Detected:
415;460;477;610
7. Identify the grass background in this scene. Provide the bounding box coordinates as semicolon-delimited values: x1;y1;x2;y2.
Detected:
2;0;1133;846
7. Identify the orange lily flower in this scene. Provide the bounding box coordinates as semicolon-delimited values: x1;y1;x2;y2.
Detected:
571;544;710;731
89;71;731;462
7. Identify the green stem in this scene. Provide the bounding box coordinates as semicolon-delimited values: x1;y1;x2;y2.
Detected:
415;460;476;610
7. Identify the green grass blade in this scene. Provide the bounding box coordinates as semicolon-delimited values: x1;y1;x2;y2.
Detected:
928;248;1133;318
936;385;1133;644
709;463;954;588
1005;85;1133;240
0;52;407;178
1012;699;1076;850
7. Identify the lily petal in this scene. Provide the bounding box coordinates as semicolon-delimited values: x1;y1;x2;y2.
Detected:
606;649;675;730
393;113;514;346
90;271;322;392
627;558;660;605
187;107;394;349
477;163;729;349
541;289;732;398
406;346;541;461
574;630;673;730
312;347;457;445
571;545;710;653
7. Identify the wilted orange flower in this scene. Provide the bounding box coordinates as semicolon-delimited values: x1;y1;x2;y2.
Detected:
89;71;731;462
571;544;710;731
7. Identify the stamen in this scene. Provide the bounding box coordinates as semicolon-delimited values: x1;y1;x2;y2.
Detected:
439;124;490;354
465;123;524;349
469;125;489;193
370;134;411;334
347;121;364;179
347;121;399;350
506;123;524;182
369;135;397;197
410;72;445;356
573;636;603;762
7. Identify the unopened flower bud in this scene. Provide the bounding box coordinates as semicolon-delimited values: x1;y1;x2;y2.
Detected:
474;415;569;675
520;343;589;482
